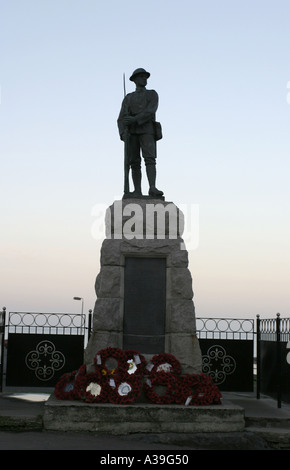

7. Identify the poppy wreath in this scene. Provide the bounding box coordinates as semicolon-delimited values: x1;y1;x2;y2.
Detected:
172;376;190;405
54;369;79;401
108;375;142;404
73;364;87;387
146;353;181;376
74;371;110;403
178;373;222;406
143;372;178;404
122;349;146;379
94;347;126;377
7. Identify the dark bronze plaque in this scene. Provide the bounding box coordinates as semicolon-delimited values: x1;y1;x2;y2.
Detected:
123;257;166;353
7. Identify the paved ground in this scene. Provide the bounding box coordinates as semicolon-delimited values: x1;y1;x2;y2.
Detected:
0;429;195;451
1;390;290;450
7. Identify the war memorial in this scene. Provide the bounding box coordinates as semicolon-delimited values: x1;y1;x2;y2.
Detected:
43;68;244;436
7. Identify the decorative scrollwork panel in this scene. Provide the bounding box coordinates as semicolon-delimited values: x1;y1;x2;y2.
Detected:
199;339;253;391
202;345;236;385
6;334;84;387
25;340;65;382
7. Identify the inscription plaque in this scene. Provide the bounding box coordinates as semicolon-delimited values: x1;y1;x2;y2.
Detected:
123;257;166;353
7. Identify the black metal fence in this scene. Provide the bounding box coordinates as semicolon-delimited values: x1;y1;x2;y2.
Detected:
257;314;290;408
196;318;255;392
1;308;290;408
0;308;92;391
0;307;6;392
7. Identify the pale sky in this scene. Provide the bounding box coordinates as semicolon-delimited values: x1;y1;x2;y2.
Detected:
1;0;290;319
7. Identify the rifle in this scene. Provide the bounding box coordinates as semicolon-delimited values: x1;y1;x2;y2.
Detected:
123;73;130;195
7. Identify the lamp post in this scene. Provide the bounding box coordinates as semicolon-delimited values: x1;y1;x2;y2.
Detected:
73;297;84;316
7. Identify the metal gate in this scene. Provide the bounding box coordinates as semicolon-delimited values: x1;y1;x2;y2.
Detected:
257;314;290;407
196;318;255;391
3;311;90;388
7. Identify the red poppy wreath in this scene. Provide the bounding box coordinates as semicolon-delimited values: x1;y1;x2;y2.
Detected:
73;363;87;385
178;373;222;406
108;375;142;404
54;369;80;401
146;353;181;376
74;372;110;403
94;347;126;377
143;372;178;404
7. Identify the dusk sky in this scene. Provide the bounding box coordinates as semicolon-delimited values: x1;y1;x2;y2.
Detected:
1;0;290;320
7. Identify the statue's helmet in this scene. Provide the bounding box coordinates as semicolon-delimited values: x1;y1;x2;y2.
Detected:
129;68;150;82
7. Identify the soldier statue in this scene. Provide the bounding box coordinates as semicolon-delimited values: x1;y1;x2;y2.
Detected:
117;68;164;198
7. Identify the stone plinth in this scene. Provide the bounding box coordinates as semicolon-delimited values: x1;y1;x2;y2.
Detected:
84;199;202;375
43;395;245;434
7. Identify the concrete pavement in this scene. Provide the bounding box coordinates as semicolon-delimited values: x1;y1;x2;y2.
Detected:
1;390;290;450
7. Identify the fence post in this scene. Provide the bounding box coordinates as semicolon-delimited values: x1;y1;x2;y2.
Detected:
276;312;282;408
88;309;92;341
256;315;260;399
0;307;6;393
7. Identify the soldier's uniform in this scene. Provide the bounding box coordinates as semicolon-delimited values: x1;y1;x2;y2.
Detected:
117;68;163;197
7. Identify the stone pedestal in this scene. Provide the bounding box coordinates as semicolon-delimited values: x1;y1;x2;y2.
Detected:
44;395;245;434
84;198;202;375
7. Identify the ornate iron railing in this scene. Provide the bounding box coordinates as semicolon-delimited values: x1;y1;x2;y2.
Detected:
7;311;87;335
196;317;255;340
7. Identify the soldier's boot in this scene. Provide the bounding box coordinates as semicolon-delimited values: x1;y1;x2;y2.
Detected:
146;165;164;197
131;169;142;196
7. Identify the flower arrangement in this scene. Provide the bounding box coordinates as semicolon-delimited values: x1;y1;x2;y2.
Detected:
146;352;181;376
74;371;110;403
107;375;142;404
54;370;78;400
175;373;222;406
143;372;178;404
94;347;126;376
54;364;86;401
53;348;222;407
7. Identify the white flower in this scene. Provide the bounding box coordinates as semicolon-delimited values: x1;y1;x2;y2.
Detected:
157;362;172;373
86;382;101;397
118;382;132;396
127;359;137;375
